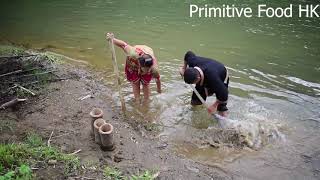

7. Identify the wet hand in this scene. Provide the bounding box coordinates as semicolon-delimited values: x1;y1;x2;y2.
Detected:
106;32;114;40
179;67;185;77
207;104;217;115
157;88;162;93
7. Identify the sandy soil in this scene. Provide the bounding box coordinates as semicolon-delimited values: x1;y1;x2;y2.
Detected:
0;61;230;179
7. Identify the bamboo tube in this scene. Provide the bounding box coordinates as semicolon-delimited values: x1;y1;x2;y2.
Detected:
89;108;103;136
93;118;106;144
99;123;115;151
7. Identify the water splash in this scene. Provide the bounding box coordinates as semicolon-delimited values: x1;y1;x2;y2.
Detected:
212;100;286;149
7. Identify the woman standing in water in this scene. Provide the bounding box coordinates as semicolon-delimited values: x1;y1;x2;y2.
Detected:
106;33;161;104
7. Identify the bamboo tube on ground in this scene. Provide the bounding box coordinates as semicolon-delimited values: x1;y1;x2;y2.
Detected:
89;108;103;136
93;118;106;144
99;123;115;151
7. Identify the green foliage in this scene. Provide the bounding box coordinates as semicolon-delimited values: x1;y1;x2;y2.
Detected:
61;154;80;175
18;164;32;179
40;52;63;64
0;164;32;180
130;170;155;180
103;167;156;180
143;123;160;132
15;89;29;99
25;132;43;147
0;45;25;56
0;120;14;133
0;143;30;168
103;166;125;180
1;170;15;180
0;133;80;178
0;164;3;174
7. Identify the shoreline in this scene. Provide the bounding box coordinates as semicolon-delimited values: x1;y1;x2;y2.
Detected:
0;45;229;179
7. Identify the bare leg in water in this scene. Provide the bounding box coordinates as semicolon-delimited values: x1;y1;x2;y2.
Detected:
142;83;150;106
132;81;140;104
132;81;151;106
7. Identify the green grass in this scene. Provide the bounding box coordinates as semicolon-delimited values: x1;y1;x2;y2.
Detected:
0;120;15;134
0;45;25;57
143;122;160;132
103;166;125;180
40;52;63;64
130;170;156;180
103;166;157;180
0;44;63;64
0;133;80;179
0;164;32;180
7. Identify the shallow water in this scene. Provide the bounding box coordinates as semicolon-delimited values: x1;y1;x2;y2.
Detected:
1;0;320;179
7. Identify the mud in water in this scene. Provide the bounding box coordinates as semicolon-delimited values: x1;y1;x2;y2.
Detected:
182;128;249;149
216;116;285;149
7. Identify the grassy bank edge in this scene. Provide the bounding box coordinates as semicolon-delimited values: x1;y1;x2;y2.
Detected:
0;45;157;180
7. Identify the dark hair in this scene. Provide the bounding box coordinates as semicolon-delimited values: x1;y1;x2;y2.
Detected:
184;68;198;84
138;54;153;67
184;51;196;61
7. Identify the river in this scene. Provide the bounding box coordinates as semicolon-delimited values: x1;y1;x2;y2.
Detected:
1;0;319;179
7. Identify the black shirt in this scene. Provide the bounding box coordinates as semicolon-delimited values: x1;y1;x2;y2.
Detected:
184;51;228;102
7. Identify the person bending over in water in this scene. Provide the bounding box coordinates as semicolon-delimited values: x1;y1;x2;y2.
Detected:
180;51;229;117
106;33;161;104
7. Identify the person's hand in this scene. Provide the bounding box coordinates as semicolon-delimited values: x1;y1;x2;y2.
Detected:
157;87;162;94
207;102;218;114
106;32;114;40
179;67;185;77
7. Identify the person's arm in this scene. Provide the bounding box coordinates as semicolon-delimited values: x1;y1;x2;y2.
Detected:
207;75;228;114
156;78;161;93
179;61;187;76
106;33;134;54
151;66;161;93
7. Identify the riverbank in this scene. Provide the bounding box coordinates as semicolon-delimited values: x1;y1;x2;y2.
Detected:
0;45;231;179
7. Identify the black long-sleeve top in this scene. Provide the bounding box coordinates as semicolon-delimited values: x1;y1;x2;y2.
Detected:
184;51;228;102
